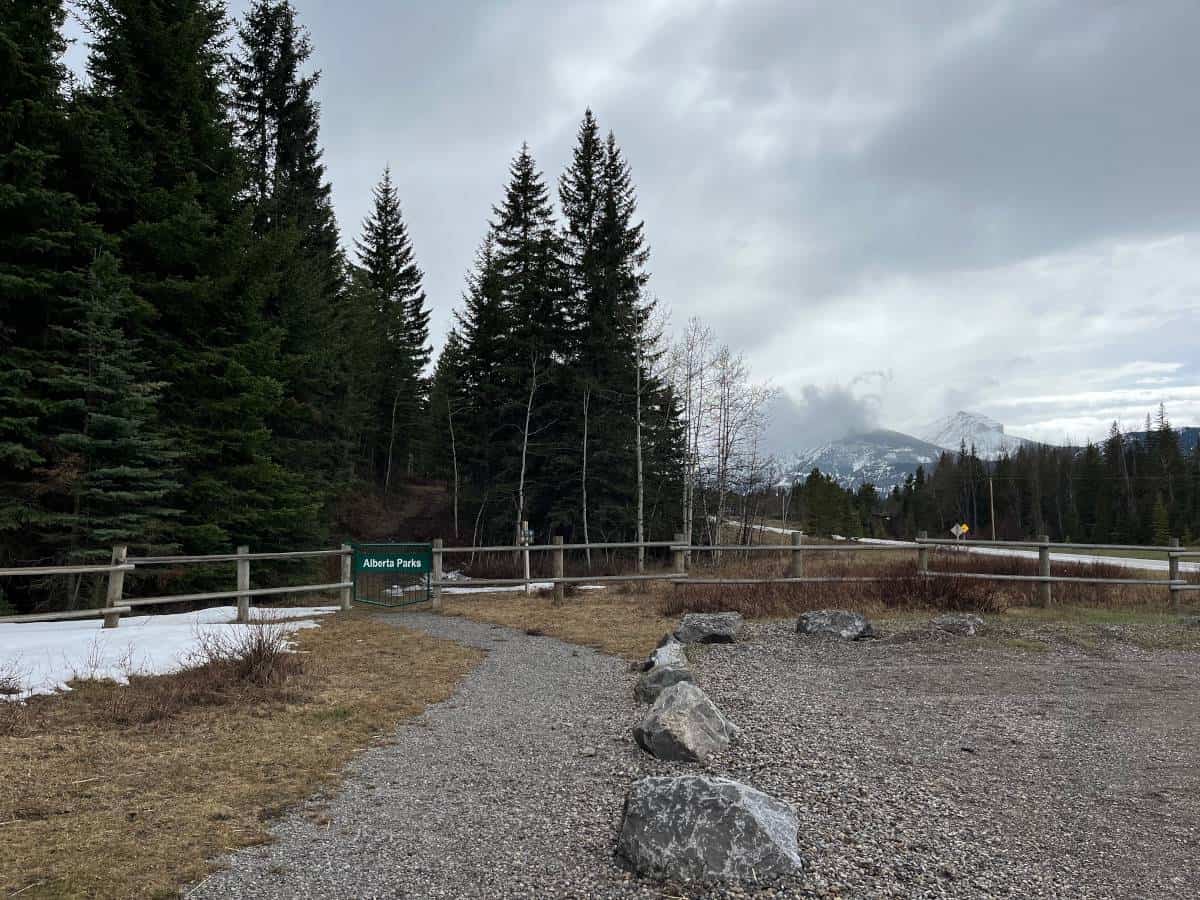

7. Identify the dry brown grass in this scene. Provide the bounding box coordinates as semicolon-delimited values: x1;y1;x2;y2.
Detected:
666;548;1187;619
441;589;675;660
438;543;1197;659
0;612;482;899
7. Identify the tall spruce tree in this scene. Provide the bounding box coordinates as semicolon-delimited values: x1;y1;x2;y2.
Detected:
558;115;655;540
354;167;431;490
77;0;318;552
0;0;102;584
232;0;346;496
490;144;570;540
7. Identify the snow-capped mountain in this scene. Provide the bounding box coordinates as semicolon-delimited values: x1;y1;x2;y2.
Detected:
916;411;1037;460
783;429;947;491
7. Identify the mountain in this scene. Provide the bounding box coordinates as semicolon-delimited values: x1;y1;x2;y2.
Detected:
916;411;1037;460
783;429;947;491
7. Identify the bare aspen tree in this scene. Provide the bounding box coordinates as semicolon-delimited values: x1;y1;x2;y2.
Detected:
446;399;460;539
384;390;400;493
635;352;645;572
581;385;591;569
669;317;714;562
515;352;540;551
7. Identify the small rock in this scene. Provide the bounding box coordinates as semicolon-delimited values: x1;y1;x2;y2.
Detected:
616;774;805;882
797;609;874;640
579;746;597;757
635;664;694;704
633;682;739;763
673;611;744;644
931;613;985;636
641;636;688;671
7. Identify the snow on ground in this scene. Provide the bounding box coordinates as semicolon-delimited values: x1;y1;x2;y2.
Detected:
441;582;606;595
857;538;1199;574
735;520;1198;574
0;605;338;701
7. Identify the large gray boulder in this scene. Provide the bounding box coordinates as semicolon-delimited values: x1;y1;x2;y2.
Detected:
931;613;985;636
617;775;805;882
673;611;744;645
635;664;694;704
633;682;738;762
796;609;873;640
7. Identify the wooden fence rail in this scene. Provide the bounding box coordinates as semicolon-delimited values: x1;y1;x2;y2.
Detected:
2;545;354;628
4;534;1197;628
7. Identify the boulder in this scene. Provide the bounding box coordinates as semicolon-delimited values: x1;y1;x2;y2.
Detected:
616;775;804;882
641;635;688;671
796;609;874;640
635;664;694;704
673;611;744;645
931;613;985;636
633;682;738;762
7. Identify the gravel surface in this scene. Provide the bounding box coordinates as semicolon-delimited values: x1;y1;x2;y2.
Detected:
191;613;1200;898
690;620;1200;899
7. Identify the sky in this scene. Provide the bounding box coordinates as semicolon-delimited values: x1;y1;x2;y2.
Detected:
63;0;1200;448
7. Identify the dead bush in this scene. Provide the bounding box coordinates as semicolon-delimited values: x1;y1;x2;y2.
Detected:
661;549;1167;619
84;624;307;727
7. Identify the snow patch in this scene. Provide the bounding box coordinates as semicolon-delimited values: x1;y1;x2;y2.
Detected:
1;606;337;701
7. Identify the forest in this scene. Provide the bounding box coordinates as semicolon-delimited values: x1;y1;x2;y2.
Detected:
2;2;1196;615
760;410;1200;546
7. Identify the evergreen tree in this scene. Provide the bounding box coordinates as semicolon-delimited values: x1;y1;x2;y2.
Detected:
77;0;318;552
490;144;570;540
0;0;101;579
557;117;653;539
44;252;179;577
354;167;430;490
232;0;346;495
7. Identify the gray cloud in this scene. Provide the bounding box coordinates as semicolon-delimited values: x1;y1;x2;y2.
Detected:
763;373;890;455
63;0;1200;443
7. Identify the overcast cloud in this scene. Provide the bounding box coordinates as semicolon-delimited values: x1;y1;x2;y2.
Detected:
67;0;1200;445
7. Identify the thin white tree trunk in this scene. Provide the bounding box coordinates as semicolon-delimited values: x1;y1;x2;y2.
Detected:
635;350;645;573
516;354;538;587
447;403;459;539
384;389;400;493
582;386;591;570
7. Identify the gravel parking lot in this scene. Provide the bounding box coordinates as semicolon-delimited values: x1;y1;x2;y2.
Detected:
192;612;1200;899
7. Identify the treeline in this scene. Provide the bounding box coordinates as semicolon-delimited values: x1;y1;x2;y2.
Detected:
883;409;1200;544
0;1;434;609
741;408;1200;546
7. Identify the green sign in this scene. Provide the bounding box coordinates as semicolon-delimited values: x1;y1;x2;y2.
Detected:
354;544;432;575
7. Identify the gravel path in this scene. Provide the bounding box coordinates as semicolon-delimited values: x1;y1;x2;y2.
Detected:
191;613;1200;898
190;613;681;899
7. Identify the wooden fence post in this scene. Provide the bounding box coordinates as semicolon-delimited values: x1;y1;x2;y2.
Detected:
552;535;564;605
1169;537;1181;611
789;531;804;578
431;539;443;611
103;545;127;629
340;543;352;612
236;545;250;624
673;533;687;577
1038;535;1052;607
917;531;929;576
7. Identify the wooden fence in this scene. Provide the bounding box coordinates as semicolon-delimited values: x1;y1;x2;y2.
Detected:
1;545;353;628
1;533;1196;628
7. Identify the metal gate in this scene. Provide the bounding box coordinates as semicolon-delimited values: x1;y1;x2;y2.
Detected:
352;542;433;608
